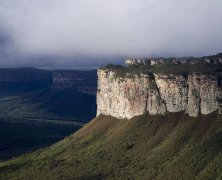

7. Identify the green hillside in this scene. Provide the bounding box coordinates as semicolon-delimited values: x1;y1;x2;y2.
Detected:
0;113;221;179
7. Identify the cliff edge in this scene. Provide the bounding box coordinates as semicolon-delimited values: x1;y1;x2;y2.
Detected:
97;58;222;119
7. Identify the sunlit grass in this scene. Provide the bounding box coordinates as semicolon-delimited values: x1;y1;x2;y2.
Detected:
0;113;221;179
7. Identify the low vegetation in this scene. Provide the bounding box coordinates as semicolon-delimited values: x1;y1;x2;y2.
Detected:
101;62;222;78
100;64;151;78
0;113;221;179
150;62;222;76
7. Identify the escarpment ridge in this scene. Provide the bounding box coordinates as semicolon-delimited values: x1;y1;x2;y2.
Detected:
53;70;97;94
97;55;222;119
125;53;222;65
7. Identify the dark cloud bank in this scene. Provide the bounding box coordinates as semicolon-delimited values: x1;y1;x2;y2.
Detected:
0;0;222;67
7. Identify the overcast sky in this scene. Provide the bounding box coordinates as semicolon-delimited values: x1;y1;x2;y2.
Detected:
0;0;222;67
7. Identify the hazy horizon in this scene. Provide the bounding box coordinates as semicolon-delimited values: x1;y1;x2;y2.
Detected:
0;0;222;67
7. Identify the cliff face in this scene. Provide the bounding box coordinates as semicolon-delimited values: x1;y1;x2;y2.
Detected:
97;69;221;119
96;70;165;119
216;78;222;114
154;74;188;113
187;74;219;116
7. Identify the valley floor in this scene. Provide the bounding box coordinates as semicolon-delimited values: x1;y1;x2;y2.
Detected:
0;117;82;161
0;113;222;179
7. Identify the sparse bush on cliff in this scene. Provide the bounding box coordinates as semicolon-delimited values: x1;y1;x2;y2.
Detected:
101;62;222;77
100;64;150;78
150;62;222;75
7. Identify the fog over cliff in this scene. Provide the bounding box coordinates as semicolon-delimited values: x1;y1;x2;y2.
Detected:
0;0;222;67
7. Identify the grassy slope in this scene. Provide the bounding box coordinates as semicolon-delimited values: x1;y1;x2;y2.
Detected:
0;113;222;179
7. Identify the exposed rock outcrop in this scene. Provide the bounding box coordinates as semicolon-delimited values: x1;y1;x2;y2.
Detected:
217;79;222;114
97;69;221;119
96;70;166;119
154;74;188;113
125;53;222;66
187;74;219;116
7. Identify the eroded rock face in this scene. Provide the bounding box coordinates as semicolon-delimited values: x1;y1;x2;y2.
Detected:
186;74;219;116
97;70;166;119
154;74;188;113
97;70;145;118
217;79;222;114
97;70;221;119
146;79;166;115
186;74;201;117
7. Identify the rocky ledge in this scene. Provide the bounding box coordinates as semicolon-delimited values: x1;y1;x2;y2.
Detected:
125;53;222;66
97;65;222;119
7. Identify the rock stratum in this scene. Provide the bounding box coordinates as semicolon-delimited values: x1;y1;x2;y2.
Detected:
97;64;222;119
125;53;222;65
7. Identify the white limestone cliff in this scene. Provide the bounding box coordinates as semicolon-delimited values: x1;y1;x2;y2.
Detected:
97;69;221;119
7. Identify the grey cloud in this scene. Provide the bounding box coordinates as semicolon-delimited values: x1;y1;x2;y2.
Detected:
0;0;222;67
